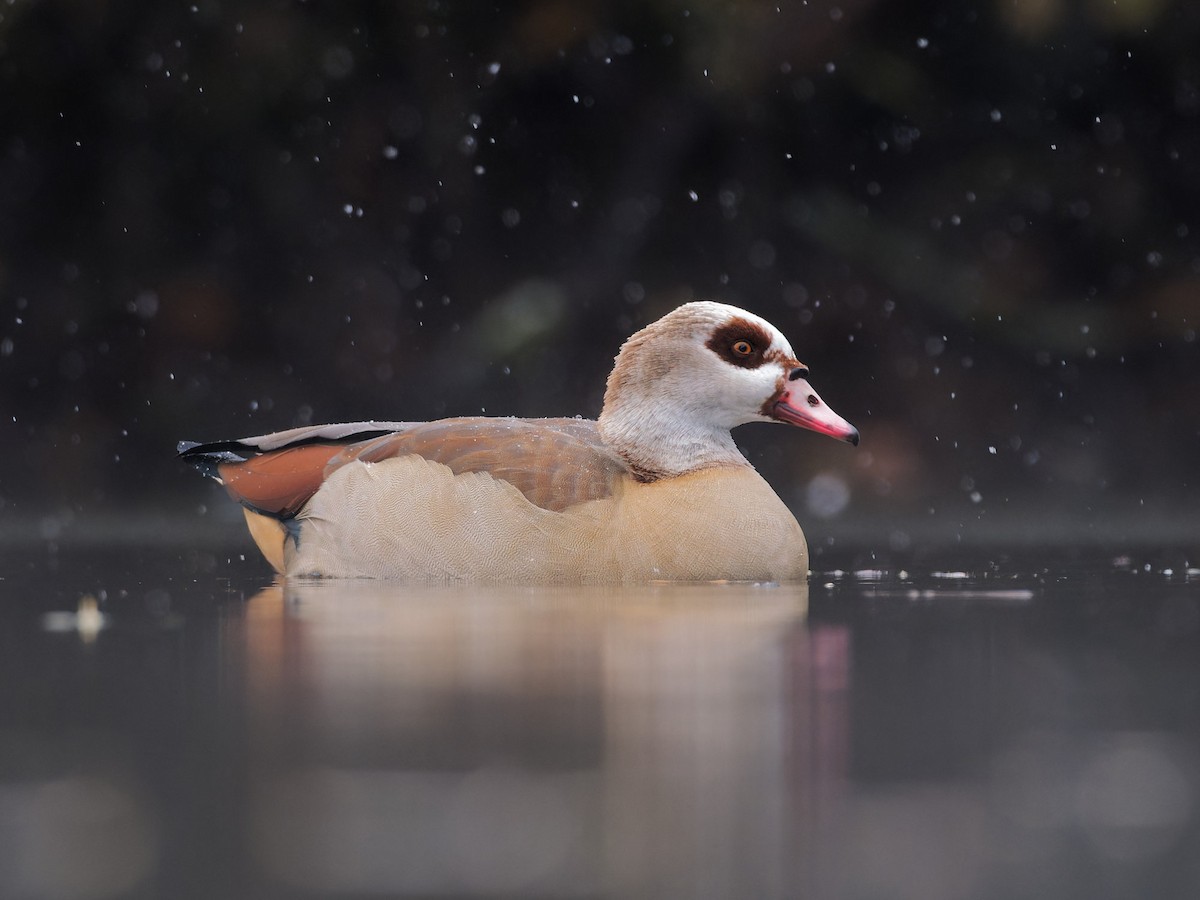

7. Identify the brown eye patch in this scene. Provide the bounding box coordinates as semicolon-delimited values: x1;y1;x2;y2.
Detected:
705;318;775;369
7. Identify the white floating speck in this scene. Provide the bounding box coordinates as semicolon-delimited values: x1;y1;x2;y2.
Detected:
854;569;886;581
912;589;1033;602
41;595;108;642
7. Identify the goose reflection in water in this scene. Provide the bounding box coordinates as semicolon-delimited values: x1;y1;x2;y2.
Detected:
230;579;852;897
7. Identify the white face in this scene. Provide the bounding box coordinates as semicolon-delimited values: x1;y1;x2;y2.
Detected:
603;300;858;448
673;302;797;428
682;302;859;443
600;301;859;477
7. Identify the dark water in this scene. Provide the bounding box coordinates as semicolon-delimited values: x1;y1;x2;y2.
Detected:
2;537;1199;899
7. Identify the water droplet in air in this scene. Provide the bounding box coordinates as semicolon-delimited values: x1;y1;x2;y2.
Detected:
806;473;851;519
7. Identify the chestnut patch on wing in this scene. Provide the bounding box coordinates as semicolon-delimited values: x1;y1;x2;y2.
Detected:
218;444;345;517
705;318;776;369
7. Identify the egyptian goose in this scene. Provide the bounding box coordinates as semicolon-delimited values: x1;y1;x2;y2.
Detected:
180;301;858;582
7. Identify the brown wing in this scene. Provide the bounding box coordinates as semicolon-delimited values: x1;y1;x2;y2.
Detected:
327;418;626;513
183;417;626;516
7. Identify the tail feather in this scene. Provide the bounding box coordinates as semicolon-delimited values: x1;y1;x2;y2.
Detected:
177;440;255;482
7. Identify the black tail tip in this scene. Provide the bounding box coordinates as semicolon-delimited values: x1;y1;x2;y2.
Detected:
176;440;237;480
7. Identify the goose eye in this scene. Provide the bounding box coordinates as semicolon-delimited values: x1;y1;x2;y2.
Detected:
731;340;754;357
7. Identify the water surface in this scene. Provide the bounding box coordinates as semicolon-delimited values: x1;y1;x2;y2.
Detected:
2;540;1199;899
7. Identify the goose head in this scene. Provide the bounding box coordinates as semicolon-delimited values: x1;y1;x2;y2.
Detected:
597;300;859;480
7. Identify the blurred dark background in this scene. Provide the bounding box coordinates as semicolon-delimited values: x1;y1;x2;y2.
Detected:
1;0;1196;549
